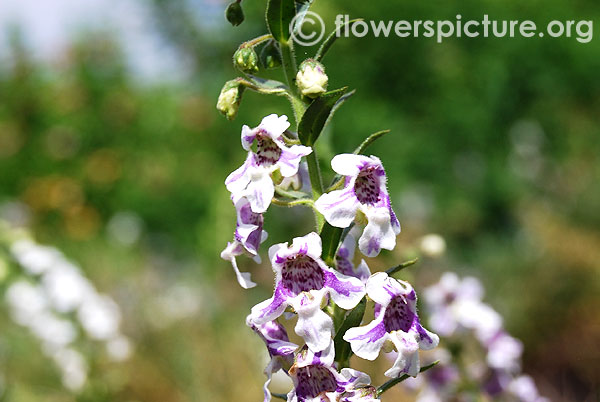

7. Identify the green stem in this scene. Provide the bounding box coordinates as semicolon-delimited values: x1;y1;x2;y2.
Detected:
280;40;298;96
376;361;439;397
271;197;315;209
271;393;287;400
305;151;325;229
241;34;273;48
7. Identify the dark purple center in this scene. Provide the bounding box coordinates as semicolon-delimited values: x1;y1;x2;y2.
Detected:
295;365;338;400
281;255;325;296
353;167;381;205
255;134;281;166
383;295;415;333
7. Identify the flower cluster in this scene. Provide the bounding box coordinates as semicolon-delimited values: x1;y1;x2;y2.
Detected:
220;113;439;400
399;273;548;402
5;236;131;391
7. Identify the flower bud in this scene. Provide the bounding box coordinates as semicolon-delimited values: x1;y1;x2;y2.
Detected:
260;40;282;69
216;79;244;120
225;1;244;27
296;59;328;98
233;46;259;74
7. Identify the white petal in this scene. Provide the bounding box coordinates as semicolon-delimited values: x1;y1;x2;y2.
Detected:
244;166;275;213
277;145;312;178
324;269;365;310
241;125;255;151
385;332;420;378
220;243;256;289
365;272;396;306
250;287;289;325
225;152;254;195
340;368;372;388
292;292;333;352
355;260;372;282
358;207;397;257
315;188;360;228
331;154;374;176
260;114;290;140
290;232;322;260
343;317;387;361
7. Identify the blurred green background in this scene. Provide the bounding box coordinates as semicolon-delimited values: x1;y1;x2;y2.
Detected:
0;0;599;400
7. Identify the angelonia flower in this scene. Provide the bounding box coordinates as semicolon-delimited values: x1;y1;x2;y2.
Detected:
335;227;371;283
216;79;244;120
225;114;312;213
287;345;380;402
246;316;298;402
315;154;401;257
344;272;439;378
220;194;268;289
249;232;365;352
296;59;328;98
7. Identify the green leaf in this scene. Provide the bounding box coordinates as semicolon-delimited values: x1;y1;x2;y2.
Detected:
385;258;419;276
266;0;296;43
333;296;366;366
247;75;289;91
315;19;363;62
320;221;343;265
298;87;348;146
353;129;391;155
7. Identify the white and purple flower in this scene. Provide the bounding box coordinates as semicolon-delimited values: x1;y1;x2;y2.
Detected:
287;345;380;402
315;154;400;257
225;114;312;213
335;227;371;283
249;232;366;352
220;195;268;289
246;316;298;402
343;272;439;378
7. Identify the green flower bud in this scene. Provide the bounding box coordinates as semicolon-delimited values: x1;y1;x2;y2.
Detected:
233;46;259;74
260;40;282;69
225;1;244;27
296;59;328;98
216;79;244;120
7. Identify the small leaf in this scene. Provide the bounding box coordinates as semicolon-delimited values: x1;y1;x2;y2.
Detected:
247;75;289;92
385;258;419;276
333;296;366;366
315;19;363;62
298;87;348;146
266;0;296;43
377;361;440;396
353;129;391;155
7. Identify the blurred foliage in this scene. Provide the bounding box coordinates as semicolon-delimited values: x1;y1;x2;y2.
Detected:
0;0;599;400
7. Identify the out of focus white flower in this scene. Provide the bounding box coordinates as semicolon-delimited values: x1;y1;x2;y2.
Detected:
42;263;94;313
106;336;133;362
486;332;523;372
5;281;48;325
52;348;87;391
30;312;77;349
78;295;122;340
508;375;550;402
11;240;60;275
419;234;446;258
